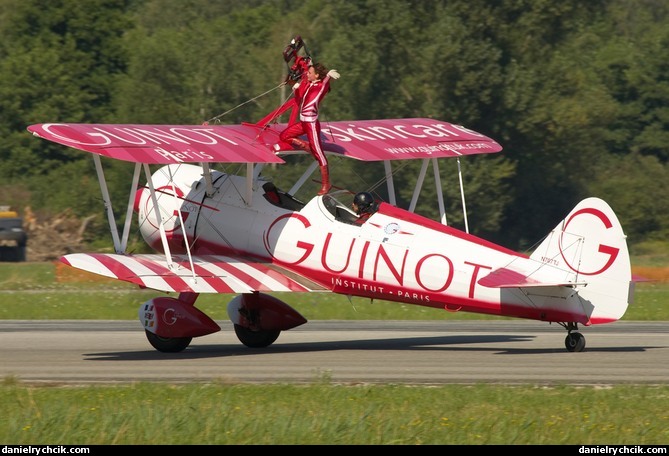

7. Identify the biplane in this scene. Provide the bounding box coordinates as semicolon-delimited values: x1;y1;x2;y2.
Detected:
26;38;634;354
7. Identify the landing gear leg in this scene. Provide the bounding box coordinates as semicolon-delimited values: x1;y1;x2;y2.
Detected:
562;322;586;352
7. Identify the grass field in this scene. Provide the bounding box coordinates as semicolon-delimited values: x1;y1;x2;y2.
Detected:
1;261;668;321
1;261;667;445
2;382;668;445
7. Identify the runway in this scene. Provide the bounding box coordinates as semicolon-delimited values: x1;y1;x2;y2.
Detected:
1;320;667;385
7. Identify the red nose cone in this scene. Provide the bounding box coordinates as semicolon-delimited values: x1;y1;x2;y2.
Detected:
133;188;145;213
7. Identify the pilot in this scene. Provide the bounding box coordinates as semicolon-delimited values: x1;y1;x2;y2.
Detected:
351;192;377;225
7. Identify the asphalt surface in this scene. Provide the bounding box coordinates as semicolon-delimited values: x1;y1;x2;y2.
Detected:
1;320;667;385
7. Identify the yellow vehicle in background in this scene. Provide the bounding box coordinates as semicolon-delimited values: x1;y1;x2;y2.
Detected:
0;206;27;262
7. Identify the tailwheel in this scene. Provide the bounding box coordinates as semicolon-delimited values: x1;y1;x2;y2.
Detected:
233;324;280;348
145;330;192;353
559;322;586;352
564;332;586;352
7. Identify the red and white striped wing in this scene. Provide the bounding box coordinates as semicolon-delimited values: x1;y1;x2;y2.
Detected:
61;253;328;293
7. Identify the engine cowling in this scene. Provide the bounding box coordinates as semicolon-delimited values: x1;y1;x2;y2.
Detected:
133;164;216;254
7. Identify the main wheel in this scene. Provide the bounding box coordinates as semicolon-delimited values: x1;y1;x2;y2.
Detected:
234;324;280;348
145;330;192;353
565;332;586;352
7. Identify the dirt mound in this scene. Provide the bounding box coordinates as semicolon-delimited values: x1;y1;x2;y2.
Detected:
632;266;669;282
23;207;96;262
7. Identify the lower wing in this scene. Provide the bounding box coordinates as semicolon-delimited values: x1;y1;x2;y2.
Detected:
61;253;328;294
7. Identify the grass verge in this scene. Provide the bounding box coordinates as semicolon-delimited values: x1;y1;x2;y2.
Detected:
2;382;668;445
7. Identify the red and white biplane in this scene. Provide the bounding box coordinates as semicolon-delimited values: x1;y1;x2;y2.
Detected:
27;41;634;354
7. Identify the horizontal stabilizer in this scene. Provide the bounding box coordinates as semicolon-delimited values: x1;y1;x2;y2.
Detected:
478;266;586;288
61;253;328;294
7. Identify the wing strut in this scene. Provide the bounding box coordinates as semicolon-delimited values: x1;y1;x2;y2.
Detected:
456;157;469;233
384;157;469;230
122;163;142;249
167;166;197;283
432;158;448;226
409;159;429;213
92;156;142;254
142;163;174;269
409;158;449;225
93;155;123;253
201;162;215;197
288;160;319;196
245;163;254;205
383;161;397;206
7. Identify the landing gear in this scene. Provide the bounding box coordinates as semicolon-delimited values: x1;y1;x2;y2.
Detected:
227;292;307;348
233;324;280;348
139;295;220;353
145;330;192;353
560;322;586;352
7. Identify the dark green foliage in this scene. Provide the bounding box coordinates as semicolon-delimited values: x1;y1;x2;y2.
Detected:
0;0;136;224
589;153;669;242
0;0;667;250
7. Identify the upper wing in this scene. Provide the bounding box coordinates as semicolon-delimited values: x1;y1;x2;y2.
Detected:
61;253;329;294
27;118;501;164
315;118;502;161
27;123;285;164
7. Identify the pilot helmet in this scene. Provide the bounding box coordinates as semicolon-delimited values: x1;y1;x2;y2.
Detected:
353;192;374;212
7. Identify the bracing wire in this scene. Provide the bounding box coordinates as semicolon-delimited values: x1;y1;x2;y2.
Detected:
204;82;288;125
337;157;414;201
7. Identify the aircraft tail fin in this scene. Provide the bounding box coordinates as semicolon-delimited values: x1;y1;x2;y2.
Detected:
528;197;633;324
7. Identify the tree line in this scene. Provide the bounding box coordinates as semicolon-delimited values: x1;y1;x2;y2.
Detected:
0;0;667;252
